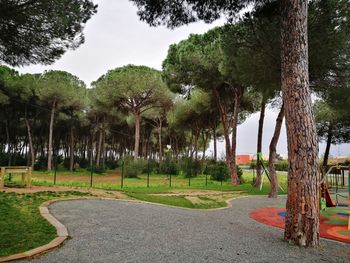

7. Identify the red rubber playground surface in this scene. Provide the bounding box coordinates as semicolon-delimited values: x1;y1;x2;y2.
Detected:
250;205;350;244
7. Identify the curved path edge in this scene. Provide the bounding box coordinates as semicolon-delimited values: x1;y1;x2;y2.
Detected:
0;198;72;263
0;194;248;262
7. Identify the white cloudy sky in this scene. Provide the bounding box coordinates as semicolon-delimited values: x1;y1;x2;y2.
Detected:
15;0;349;158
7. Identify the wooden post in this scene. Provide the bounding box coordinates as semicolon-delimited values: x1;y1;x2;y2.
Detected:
0;167;4;188
27;167;32;188
21;173;25;186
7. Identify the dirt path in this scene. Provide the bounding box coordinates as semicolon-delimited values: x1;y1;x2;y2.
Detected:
1;186;128;199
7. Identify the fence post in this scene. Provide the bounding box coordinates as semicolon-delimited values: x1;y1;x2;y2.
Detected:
90;162;93;188
205;173;208;187
121;161;124;188
54;155;57;185
169;173;172;187
147;159;150;188
0;167;5;188
27;167;32;188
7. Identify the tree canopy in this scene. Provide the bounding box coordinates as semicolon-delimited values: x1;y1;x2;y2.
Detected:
0;0;97;66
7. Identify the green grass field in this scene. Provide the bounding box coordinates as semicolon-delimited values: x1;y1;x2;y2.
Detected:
9;169;288;195
0;191;91;257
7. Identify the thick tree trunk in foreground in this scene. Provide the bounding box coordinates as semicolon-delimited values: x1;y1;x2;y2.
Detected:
281;0;320;247
47;100;56;171
254;99;266;188
322;125;332;168
268;104;284;198
134;112;141;160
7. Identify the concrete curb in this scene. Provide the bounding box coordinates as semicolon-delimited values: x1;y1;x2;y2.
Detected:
0;199;70;263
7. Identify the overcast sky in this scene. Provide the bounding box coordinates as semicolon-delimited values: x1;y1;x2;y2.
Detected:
15;0;349;158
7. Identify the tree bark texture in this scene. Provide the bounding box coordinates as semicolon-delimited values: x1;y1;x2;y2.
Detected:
230;94;241;185
213;87;239;185
47;100;56;171
69;125;74;171
96;124;103;166
25;118;35;169
158;119;163;163
254;99;266;188
134;112;141;160
281;0;320;247
268;104;284;198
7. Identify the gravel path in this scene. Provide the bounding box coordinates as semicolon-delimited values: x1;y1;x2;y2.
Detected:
23;196;349;263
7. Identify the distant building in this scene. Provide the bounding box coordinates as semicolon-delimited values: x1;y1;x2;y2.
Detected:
236;155;251;165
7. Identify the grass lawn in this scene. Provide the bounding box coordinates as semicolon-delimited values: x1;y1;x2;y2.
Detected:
19;169;288;195
0;191;91;257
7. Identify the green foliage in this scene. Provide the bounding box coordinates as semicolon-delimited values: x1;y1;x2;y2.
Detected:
159;160;179;175
0;191;91;257
208;161;229;182
180;158;202;178
0;1;97;66
120;157;147;178
86;164;107;174
275;160;289;172
142;159;159;174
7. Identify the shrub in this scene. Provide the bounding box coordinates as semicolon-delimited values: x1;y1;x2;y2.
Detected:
105;159;118;170
86;165;106;174
209;161;229;181
34;156;48;170
159;160;179;175
118;157;145;178
275;159;288;171
178;158;202;178
124;160;144;178
142;159;158;174
208;161;244;183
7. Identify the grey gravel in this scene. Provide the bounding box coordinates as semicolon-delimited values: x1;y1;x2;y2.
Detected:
22;196;350;263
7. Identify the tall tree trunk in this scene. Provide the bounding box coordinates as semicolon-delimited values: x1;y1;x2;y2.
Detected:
201;131;208;162
213;87;238;185
322;124;332;168
96;124;103;166
134;111;141;160
158;119;163;163
254;99;266;188
230;93;241;185
281;0;320;247
268;104;284;198
69;125;74;171
47;100;56;171
25;117;35;169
